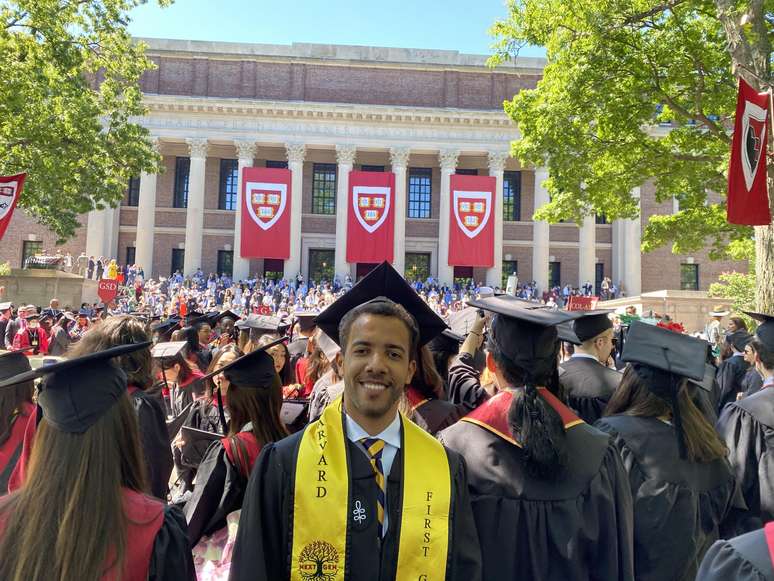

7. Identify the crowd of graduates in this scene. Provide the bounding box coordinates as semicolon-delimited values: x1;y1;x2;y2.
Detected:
0;260;773;580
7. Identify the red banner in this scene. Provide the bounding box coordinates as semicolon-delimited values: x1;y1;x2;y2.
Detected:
241;167;292;259
346;171;395;263
566;296;599;311
448;174;496;267
0;173;26;241
98;279;118;304
728;78;771;225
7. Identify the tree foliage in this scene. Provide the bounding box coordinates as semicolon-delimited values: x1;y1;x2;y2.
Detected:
0;0;169;241
489;0;764;259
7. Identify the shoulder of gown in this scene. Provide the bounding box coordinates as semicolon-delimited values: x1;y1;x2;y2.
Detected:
148;504;196;581
698;527;774;581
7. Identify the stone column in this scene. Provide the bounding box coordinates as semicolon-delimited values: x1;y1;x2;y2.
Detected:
85;207;107;261
623;186;642;296
578;215;596;291
438;149;459;286
390;147;411;275
487;151;508;288
611;218;625;291
285;143;306;280
182;138;208;275
532;166;550;293
135;139;159;277
334;144;356;279
233;140;256;282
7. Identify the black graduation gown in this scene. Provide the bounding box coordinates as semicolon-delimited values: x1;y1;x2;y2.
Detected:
558;356;622;424
697;525;774;581
743;369;764;398
230;426;482;581
716;355;750;414
447;352;490;413
173;399;225;495
184;436;253;546
594;415;737;581
130;388;174;500
717;387;774;535
148;505;197;580
438;391;635;581
410;398;464;436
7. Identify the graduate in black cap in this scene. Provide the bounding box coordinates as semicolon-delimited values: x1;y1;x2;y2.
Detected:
66;316;173;501
0;343;195;580
717;311;774;535
437;296;634;581
697;521;774;580
231;261;481;581
715;330;754;413
184;339;288;562
556;311;623;424
0;352;34;492
595;321;736;581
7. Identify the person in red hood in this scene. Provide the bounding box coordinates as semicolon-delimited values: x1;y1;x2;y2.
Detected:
0;352;34;493
12;312;48;355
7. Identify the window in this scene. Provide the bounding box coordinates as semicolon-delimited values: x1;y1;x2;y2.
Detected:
218;159;239;211
311;163;337;215
548;261;561;289
171;249;185;275
361;165;384;172
217;250;233;277
595;263;604;295
173;157;190;208
126;176;140;206
680;264;699;290
263;258;284;281
22;241;42;266
405;253;431;282
503;171;521;221
502;260;518;289
308;249;334;283
456;169;478;176
125;246;136;266
595;214;608;224
266;160;288;169
408;168;432;219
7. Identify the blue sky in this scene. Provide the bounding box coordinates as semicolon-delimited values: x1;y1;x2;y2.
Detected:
127;0;545;57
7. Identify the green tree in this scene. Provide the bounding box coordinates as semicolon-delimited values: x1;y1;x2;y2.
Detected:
490;0;773;310
0;0;169;241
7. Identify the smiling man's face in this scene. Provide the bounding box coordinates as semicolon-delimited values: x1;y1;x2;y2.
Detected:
342;313;416;432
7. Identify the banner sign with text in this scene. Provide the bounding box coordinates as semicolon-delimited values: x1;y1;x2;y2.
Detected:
241;167;292;259
727;78;771;225
346;171;395;263
448;174;496;267
97;279;118;304
566;295;600;311
0;173;26;241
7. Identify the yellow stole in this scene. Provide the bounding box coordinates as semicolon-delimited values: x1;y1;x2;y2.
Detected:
290;396;452;581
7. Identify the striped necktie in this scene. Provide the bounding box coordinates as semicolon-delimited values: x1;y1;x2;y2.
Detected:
360;437;386;537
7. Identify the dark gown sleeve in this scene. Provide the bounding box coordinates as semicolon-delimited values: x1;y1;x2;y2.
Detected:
716;362;741;414
184;440;248;546
134;393;173;500
697;531;774;581
566;394;608;425
230;442;290;581
717;404;765;535
148;504;196;581
447;352;489;412
448;451;483;581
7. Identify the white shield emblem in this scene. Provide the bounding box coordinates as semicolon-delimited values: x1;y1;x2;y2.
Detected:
453;190;492;239
353;186;391;234
0;180;20;220
245;182;287;231
741;100;768;191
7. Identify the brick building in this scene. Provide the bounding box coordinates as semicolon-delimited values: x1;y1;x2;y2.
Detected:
3;38;744;293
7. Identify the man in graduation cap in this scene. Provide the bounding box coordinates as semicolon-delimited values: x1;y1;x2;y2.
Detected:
715;329;753;413
717;311;774;536
557;311;622;424
231;261;482;581
437;296;634;581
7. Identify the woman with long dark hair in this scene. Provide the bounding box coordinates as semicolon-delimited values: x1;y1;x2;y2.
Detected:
596;324;736;581
0;352;33;493
404;345;463;435
0;344;194;580
154;345;206;417
439;297;634;580
184;342;289;576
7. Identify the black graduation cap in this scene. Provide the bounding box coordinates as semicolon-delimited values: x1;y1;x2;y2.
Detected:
725;330;753;352
185;310;204;324
0;342;151;434
467;295;585;382
200;336;285;387
0;350;32;381
427;329;464;356
744;311;774;351
568;310;614;344
294;310;319;332
315;261;447;346
207;310;239;325
151;317;181;338
235;314;284;333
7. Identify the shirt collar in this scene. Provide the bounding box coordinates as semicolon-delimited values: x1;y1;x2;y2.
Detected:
571;352;600;362
345;410;402;449
763;375;774;389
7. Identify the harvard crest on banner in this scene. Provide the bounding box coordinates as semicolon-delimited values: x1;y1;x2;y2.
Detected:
448;174;496;267
241;167;292;259
346;171;395;263
0;173;26;241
